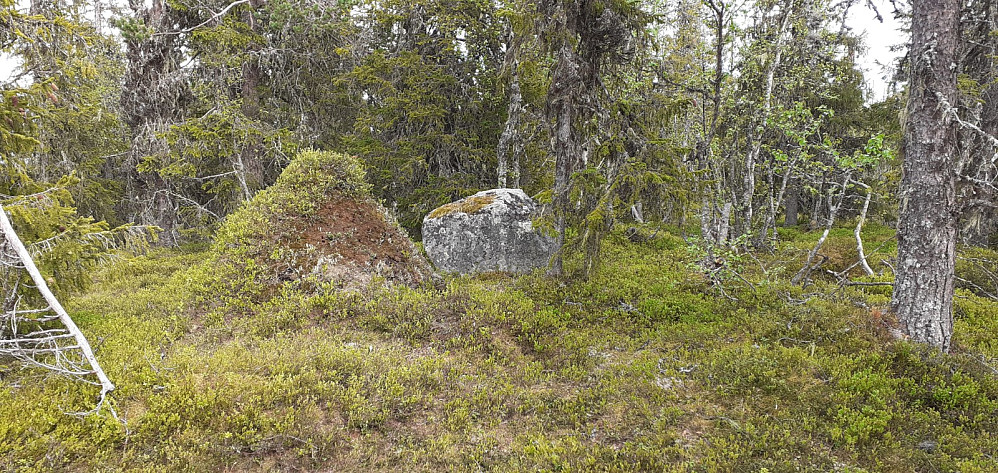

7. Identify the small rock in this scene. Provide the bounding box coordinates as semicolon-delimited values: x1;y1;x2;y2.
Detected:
916;440;938;452
656;376;685;390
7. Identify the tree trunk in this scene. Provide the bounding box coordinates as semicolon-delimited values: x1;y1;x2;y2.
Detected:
761;163;795;247
891;0;960;352
853;180;875;276
547;41;583;276
121;0;188;245
741;5;793;240
784;179;799;226
498;66;524;188
808;178;824;230
237;0;266;200
792;175;848;286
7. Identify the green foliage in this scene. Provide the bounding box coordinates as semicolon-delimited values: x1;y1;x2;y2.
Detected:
0;88;40;155
955;247;998;299
150;104;298;232
340;0;508;234
0;2;157;296
1;0;997;470
213;148;369;246
554;54;691;276
2;226;998;471
1;0;128;223
0;180;158;302
836;134;892;172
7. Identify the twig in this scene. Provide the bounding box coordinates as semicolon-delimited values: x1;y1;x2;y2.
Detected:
151;0;251;36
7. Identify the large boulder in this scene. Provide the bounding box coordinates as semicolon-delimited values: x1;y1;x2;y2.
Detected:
422;189;556;274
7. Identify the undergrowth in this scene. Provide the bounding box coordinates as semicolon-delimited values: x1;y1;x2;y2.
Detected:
1;220;996;471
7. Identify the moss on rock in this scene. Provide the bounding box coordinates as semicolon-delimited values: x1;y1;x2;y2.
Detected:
426;194;497;219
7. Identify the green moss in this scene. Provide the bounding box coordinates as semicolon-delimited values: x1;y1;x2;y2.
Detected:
427;194;496;219
186;148;425;318
213;148;370;250
2;225;998;471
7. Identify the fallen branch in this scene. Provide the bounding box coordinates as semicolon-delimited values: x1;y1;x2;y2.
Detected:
792;175;849;286
851;180;875;276
841;281;894;287
0;205;115;412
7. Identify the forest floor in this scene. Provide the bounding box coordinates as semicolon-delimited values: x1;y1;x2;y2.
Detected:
1;223;997;472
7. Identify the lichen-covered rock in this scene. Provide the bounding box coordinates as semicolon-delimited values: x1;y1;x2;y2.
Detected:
422;189;556;274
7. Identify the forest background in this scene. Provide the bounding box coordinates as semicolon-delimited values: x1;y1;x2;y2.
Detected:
3;0;998;470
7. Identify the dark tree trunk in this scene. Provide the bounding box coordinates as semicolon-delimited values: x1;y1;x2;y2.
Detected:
547;42;583;276
237;56;264;201
120;0;189;245
891;0;961;352
539;0;645;276
237;0;267;201
784;179;799;226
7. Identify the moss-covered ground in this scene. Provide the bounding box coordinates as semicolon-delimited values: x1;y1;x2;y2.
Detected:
1;218;996;472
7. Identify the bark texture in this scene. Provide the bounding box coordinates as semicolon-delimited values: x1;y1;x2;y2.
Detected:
497;67;524;188
547;41;584;276
891;0;961;352
784;180;799;226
